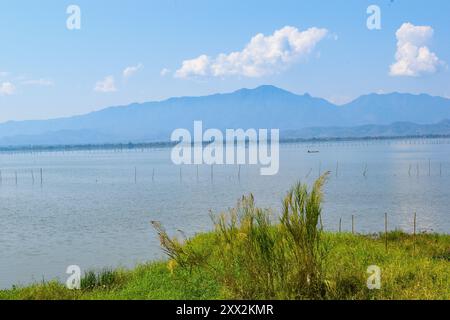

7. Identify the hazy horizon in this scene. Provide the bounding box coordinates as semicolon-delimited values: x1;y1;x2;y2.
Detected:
1;85;450;124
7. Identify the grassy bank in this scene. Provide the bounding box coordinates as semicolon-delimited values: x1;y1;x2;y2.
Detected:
1;232;449;300
1;174;449;300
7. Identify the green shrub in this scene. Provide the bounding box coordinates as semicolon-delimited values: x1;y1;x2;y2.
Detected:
154;172;331;299
80;268;124;290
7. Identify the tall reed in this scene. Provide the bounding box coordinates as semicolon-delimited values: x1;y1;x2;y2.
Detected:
153;172;330;299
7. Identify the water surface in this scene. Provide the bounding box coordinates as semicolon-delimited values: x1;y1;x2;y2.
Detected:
1;139;449;289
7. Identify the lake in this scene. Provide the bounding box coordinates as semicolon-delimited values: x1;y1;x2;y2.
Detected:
1;138;449;289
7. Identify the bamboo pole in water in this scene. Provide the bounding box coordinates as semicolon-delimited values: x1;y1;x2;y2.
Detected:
352;215;355;234
339;217;342;233
413;212;417;254
305;168;312;178
385;212;388;251
336;161;339;178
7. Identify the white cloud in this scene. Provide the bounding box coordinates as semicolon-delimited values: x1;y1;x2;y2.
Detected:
175;55;210;78
160;68;171;76
21;78;54;86
94;76;117;93
390;23;445;77
175;26;328;79
123;63;143;78
0;82;16;95
0;71;9;77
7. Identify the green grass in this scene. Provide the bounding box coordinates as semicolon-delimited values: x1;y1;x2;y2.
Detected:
1;175;449;300
0;232;448;300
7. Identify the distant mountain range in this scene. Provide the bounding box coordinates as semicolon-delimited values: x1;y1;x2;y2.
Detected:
283;120;450;139
1;85;450;146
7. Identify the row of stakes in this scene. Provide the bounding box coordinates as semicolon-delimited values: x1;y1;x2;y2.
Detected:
147;160;444;182
323;160;443;178
0;168;44;186
2;137;450;155
135;165;242;183
0;160;446;186
0;166;227;185
335;212;419;252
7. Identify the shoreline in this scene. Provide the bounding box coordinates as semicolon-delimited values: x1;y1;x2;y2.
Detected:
1;135;450;153
1;231;449;300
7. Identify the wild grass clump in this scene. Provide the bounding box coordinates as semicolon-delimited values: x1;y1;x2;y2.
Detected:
154;172;331;299
151;221;211;274
80;268;125;290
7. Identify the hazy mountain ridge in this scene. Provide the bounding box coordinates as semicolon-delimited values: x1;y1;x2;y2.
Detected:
283;119;450;139
1;85;450;146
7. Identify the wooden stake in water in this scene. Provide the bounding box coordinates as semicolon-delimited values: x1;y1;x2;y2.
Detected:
40;168;43;186
339;217;342;233
238;165;241;181
413;212;417;253
179;167;182;182
305;168;312;178
152;168;155;182
408;164;412;177
336;161;339;178
15;171;18;185
31;170;35;185
385;212;388;251
352;215;355;234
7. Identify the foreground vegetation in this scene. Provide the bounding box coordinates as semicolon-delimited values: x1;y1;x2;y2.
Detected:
1;174;449;300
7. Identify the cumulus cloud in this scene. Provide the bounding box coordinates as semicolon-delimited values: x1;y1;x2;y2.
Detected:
0;82;16;95
175;26;328;79
123;63;143;79
94;76;117;93
390;23;445;77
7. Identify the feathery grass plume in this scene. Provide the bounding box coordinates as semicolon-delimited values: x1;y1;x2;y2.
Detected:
152;173;331;299
151;221;210;274
279;171;330;298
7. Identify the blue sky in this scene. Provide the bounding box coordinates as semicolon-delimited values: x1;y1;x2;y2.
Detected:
0;0;449;122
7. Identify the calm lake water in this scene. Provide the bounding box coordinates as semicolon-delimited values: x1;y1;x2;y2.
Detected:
1;139;450;289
